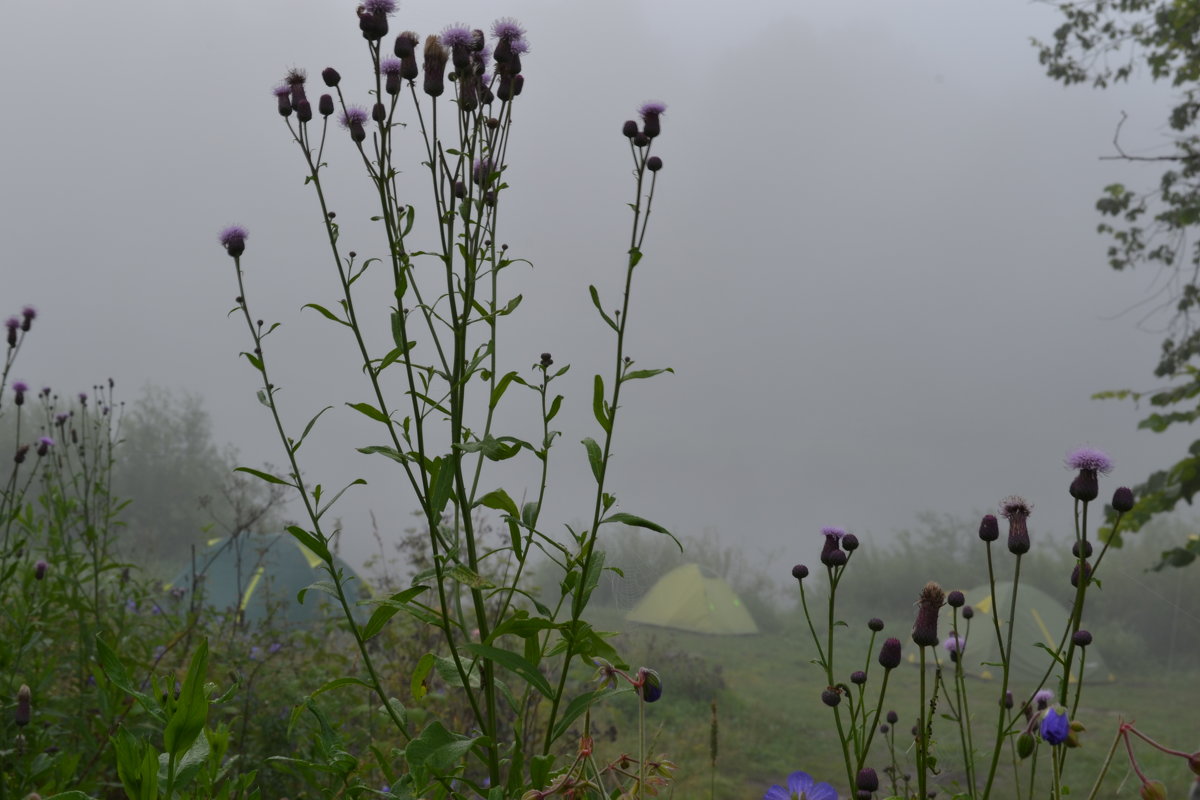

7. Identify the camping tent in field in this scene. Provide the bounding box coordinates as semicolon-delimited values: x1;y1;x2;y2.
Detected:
625;563;758;635
164;534;371;626
907;581;1114;682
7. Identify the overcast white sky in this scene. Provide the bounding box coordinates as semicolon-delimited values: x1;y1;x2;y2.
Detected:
1;0;1190;573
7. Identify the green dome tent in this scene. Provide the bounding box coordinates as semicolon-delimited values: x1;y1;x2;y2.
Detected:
625;563;759;635
907;581;1114;683
164;534;371;626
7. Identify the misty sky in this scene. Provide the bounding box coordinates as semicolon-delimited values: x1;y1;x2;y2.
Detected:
2;0;1190;574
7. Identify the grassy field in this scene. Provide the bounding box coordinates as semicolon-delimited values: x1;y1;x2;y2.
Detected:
577;607;1199;799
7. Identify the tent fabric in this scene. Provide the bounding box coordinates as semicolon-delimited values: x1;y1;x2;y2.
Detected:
906;581;1114;682
164;534;370;625
625;563;759;635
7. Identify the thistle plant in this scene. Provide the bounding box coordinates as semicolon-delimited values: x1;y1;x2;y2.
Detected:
789;448;1200;800
220;5;674;797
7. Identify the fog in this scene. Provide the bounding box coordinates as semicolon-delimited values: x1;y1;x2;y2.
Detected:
1;0;1186;574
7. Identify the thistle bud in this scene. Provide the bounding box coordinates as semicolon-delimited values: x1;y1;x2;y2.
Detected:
978;514;999;542
372;102;387;123
791;564;808;581
15;685;31;727
423;35;448;97
947;590;965;608
319;94;335;117
819;526;846;567
1072;539;1093;558
647;156;663;172
622;120;638;138
34;560;47;580
856;768;879;793
878;637;902;670
1016;732;1035;759
394;32;419;58
15;444;29;464
219;225;248;258
274;86;292;117
633;132;650;148
821;688;841;707
20;306;35;332
322;67;341;87
850;670;867;685
6;317;17;347
886;710;899;724
962;605;974;619
639;102;665;139
296;100;312;123
868;617;884;632
1070;560;1092;588
912;582;945;647
1140;780;1167;800
1112;486;1134;513
1000;496;1032;555
1072;629;1092;647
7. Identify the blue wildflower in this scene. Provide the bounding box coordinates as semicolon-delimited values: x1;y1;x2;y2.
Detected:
763;770;838;800
1041;707;1070;745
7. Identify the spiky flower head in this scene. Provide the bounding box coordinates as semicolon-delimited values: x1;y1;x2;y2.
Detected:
273;85;292;117
820;526;847;567
440;24;474;48
422;35;449;96
219;225;248;258
912;582;945;647
36;436;52;457
284;68;306;86
340;106;369;127
878;637;902;670
362;0;396;14
1066;447;1113;474
12;381;29;394
381;57;404;75
5;317;19;331
1000;496;1032;555
394;31;419;58
639;102;666;138
491;17;526;42
943;633;965;660
20;306;35;332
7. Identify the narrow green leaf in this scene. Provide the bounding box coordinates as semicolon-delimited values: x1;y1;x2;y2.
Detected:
490;370;520;409
588;285;619;331
163;639;209;762
302;303;351;327
311;676;374;698
411;653;436;700
286;525;331;562
477;488;520;518
347;401;390;424
623;367;674;381
601;512;681;551
463;643;554;698
592;374;611;433
582;437;604;483
546;394;564;423
235;466;293;486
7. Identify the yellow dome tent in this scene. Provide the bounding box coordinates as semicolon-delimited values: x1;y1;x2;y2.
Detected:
625;563;758;635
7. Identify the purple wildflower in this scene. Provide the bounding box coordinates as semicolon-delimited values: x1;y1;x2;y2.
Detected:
878;637;902;670
1066;447;1113;474
943;633;965;662
34;560;48;580
636;667;662;703
219;225;248;258
340;107;369;128
491;17;526;42
268;642;283;655
763;771;838;800
5;317;18;347
381;58;404;94
20;306;35;331
12;381;28;394
381;58;403;75
912;582;945;647
473;157;496;186
440;24;474;48
362;0;396;14
36;436;53;457
1040;707;1070;745
273;85;292;117
1033;689;1054;709
820;526;847;567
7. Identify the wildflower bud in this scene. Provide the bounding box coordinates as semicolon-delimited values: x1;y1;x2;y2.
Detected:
1072;539;1093;558
633;132;650;148
791;564;809;581
1041;707;1070;745
1070;560;1092;588
219;225;248;258
1072;629;1092;647
1034;689;1053;710
13;381;28;405
385;70;402;96
497;73;516;102
6;317;18;347
350;120;366;142
636;667;662;703
481;84;495;104
540;352;553;368
857;792;871;800
850;670;867;685
622;120;638;138
979;514;999;542
962;605;974;619
639;102;665;139
34;560;47;580
886;710;899;724
20;306;35;332
912;582;945;647
15;685;31;726
14;444;29;464
401;54;419;81
1140;780;1167;800
1070;473;1098;502
470;29;485;51
296;100;312;123
274;86;292;117
1016;732;1035;759
423;35;448;97
821;687;841;707
36;436;52;457
1004;690;1013;709
868;617;884;632
370;102;385;123
820;526;846;567
322;67;341;87
358;7;389;40
454;180;467;199
647;156;663;172
394;32;418;58
878;637;902;670
319;94;335;117
1001;496;1032;555
947;590;965;608
879;723;890;733
513;74;525;97
1112;486;1134;513
856;768;879;793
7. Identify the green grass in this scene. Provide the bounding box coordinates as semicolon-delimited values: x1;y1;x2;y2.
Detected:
579;607;1199;799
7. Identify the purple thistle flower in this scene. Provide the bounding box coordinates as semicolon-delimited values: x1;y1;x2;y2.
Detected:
1033;689;1054;709
509;38;530;56
381;58;404;75
1040;707;1070;745
394;31;419;58
1066;447;1113;474
20;306;35;331
268;642;283;655
12;381;28;394
878;637;902;670
273;84;292;117
362;0;396;14
440;24;474;48
36;436;53;457
639;101;666;138
219;225;248;258
491;17;526;42
639;101;667;118
943;633;965;661
763;771;838;800
5;317;18;331
381;58;404;94
340;106;369;127
1000;496;1032;555
54;412;69;425
819;526;846;567
912;582;945;647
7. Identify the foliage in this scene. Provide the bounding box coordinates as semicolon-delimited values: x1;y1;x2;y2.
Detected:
1035;0;1200;552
